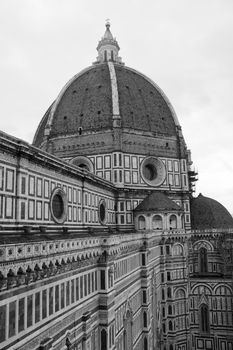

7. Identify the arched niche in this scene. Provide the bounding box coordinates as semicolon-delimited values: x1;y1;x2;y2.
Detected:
138;215;146;230
169;214;177;229
152;215;163;230
70;156;93;172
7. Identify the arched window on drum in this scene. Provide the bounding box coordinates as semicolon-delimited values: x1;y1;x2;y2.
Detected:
173;244;183;256
152;215;163;230
169;215;177;230
138;216;146;230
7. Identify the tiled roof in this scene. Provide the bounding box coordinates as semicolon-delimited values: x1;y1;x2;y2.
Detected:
135;192;181;212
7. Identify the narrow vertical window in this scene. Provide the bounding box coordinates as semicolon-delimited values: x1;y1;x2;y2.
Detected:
162;323;166;333
66;281;70;306
162;307;165;317
49;287;53;315
101;270;105;290
42;290;47;319
200;304;209;332
21;177;26;194
21;202;26;219
71;280;75;303
88;273;91;294
95;271;98;290
35;292;40;323
143;312;147;327
114;170;117;182
101;329;107;350
144;337;148;350
80;275;83;298
142;253;146;266
18;298;25;332
61;283;65;308
92;272;95;293
9;301;16;337
84;275;87;296
119;153;122;166
162;289;165;300
200;247;208;272
0;305;6;342
161;272;164;283
27;295;33;327
55;285;59;312
119;170;122;182
143;290;147;304
167;272;171;281
168;305;172;315
76;277;79;300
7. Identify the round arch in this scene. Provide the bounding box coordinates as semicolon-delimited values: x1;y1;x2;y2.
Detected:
193;240;214;251
169;214;178;229
70;156;94;172
138;215;146;230
152;214;163;230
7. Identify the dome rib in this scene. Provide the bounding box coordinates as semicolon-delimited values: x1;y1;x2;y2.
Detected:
115;64;180;135
33;102;54;147
121;66;180;128
46;65;95;133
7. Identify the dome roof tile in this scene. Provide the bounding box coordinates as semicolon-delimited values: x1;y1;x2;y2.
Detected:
115;65;177;135
190;193;233;230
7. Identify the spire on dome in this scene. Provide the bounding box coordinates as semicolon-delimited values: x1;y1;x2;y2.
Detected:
103;19;114;40
94;21;124;65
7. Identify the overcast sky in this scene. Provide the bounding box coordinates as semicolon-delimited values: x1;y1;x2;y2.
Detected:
0;0;232;214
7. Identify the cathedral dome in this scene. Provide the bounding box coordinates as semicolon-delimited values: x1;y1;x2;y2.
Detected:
190;194;233;230
33;22;183;158
33;63;179;148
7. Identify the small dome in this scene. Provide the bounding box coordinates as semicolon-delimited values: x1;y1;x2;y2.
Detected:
190;193;233;230
135;192;181;212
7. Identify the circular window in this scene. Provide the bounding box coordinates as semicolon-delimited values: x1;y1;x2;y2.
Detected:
140;156;166;187
143;163;157;181
98;199;107;225
50;188;67;224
